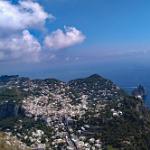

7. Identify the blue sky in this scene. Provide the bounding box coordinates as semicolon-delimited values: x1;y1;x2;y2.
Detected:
0;0;150;80
41;0;150;43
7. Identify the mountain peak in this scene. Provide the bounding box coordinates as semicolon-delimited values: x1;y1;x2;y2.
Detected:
87;74;102;79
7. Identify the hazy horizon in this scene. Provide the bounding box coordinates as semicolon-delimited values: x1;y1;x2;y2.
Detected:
1;0;150;80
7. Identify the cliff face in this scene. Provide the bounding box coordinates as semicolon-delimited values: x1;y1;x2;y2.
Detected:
0;102;21;119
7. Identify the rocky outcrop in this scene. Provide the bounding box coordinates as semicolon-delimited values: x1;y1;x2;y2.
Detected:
0;102;21;119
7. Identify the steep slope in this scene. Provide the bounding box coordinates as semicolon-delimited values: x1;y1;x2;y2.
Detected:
0;132;30;150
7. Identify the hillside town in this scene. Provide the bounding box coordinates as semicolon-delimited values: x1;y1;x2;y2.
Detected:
0;75;149;150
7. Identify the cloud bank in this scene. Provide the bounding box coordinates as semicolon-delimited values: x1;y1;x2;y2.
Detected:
0;0;86;63
0;30;41;62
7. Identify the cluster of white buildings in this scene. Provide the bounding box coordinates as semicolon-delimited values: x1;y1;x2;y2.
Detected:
0;75;125;149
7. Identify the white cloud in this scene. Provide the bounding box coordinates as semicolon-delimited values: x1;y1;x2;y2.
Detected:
0;30;41;62
0;1;86;63
0;0;54;31
44;26;86;50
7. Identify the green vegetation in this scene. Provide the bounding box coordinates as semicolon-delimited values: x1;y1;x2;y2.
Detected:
107;145;118;150
75;96;150;150
0;88;23;104
0;116;52;146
